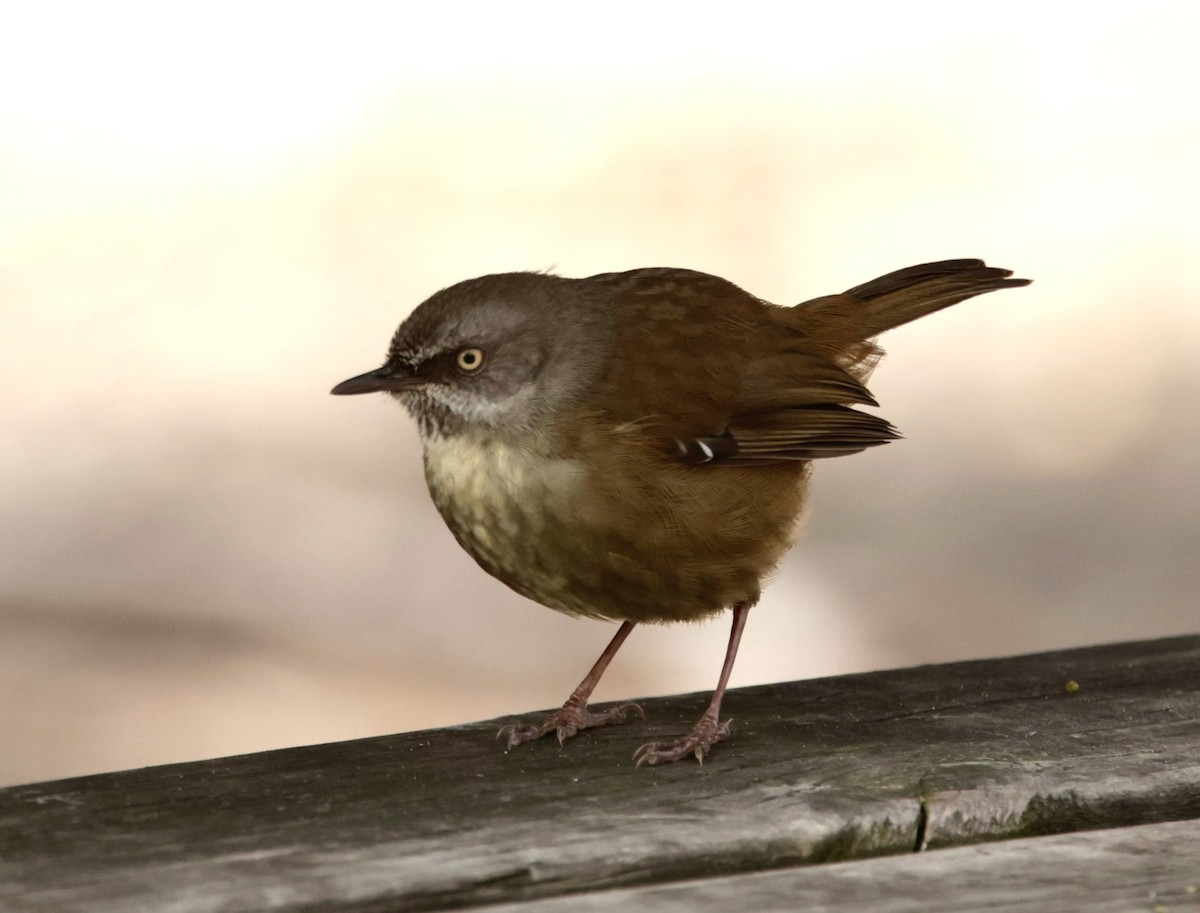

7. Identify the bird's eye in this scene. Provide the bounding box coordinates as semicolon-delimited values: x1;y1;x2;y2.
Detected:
455;347;485;373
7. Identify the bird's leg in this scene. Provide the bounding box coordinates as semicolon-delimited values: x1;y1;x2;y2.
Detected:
634;602;750;766
498;621;643;749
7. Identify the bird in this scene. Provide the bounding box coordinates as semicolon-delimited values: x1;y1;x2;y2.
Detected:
331;259;1030;765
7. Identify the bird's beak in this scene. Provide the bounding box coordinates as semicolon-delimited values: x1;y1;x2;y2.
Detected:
330;364;421;396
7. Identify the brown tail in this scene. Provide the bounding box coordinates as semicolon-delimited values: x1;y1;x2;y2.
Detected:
793;259;1030;381
842;259;1031;338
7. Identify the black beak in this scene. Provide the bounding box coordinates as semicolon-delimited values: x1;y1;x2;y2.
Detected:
330;364;419;396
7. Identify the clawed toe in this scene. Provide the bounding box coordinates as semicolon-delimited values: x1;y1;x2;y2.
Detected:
633;717;733;766
577;701;644;740
496;721;546;750
498;701;645;750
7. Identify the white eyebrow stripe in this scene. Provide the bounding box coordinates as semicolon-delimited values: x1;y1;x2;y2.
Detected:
697;440;715;461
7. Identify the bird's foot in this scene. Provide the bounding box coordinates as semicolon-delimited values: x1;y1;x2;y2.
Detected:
498;700;644;749
633;713;732;766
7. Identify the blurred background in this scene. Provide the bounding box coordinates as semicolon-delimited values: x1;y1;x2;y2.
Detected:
3;2;1198;787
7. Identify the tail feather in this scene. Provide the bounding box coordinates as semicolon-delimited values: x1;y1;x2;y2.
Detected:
792;258;1030;381
843;259;1031;338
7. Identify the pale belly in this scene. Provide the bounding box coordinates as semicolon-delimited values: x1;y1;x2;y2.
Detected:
420;435;803;622
422;436;593;615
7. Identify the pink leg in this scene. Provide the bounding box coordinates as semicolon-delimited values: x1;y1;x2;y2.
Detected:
498;621;643;749
633;602;750;766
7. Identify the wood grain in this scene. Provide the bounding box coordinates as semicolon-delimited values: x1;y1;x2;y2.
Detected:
475;818;1200;913
1;635;1197;912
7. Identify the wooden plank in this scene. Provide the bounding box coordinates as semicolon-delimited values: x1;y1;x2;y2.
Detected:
0;636;1197;912
474;818;1200;913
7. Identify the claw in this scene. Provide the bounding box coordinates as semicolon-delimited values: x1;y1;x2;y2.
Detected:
498;701;645;751
633;717;733;767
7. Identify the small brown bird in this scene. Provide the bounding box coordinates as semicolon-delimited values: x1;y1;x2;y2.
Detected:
332;260;1030;765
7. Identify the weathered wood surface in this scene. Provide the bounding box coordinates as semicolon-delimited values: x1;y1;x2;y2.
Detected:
1;636;1197;912
475;818;1200;912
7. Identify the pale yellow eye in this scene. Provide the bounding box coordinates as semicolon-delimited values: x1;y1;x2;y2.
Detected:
455;347;485;372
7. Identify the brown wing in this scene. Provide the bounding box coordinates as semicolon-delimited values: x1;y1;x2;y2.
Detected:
673;350;899;465
577;260;1028;467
